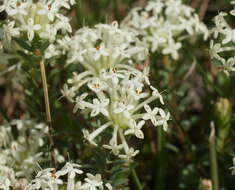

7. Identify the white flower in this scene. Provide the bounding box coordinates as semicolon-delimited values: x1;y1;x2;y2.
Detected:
88;78;108;93
61;85;76;102
21;18;41;41
121;0;208;59
155;109;170;131
124;120;145;139
90;98;109;117
150;86;164;105
103;140;123;155
55;0;71;9
0;0;16;13
93;44;109;61
3;21;20;42
113;101;134;118
119;147;139;160
83;123;111;146
162;39;182;60
39;24;57;42
101;68;124;84
62;22;169;158
229;158;235;175
44;44;60;59
57;162;83;179
8;1;28;16
142;104;159;126
37;2;58;21
82;173;103;190
73;93;89;113
210;1;235;75
26;163;112;190
223;57;235;76
55;14;72;33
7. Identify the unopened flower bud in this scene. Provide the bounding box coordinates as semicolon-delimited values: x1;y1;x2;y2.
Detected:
214;98;232;152
199;179;212;190
214;98;232;126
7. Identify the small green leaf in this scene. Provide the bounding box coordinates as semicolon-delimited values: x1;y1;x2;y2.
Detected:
13;37;33;51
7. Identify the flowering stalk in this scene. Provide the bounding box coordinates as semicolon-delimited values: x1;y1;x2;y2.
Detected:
131;169;143;190
39;59;56;167
209;122;219;190
155;127;167;190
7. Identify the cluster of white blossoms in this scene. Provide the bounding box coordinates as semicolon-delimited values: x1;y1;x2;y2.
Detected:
210;1;235;76
0;0;74;43
26;162;112;190
230;158;235;175
121;0;209;60
59;21;148;65
62;22;170;160
0;119;64;190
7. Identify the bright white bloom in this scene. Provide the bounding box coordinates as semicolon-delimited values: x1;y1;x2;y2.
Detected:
90;98;110;117
63;21;148;67
44;44;60;59
61;85;76;102
0;0;73;43
229;158;235;175
210;2;235;75
73;93;89;112
155;109;170;131
82;173;103;190
62;22;168;159
3;21;20;42
26;163;112;190
119;147;139;161
0;119;67;188
143;104;159;126
121;0;208;60
124;120;145;139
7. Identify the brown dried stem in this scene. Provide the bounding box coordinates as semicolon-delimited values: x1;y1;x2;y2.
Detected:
39;60;57;167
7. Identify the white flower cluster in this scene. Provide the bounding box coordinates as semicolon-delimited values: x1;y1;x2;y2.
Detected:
121;0;208;60
57;21;148;65
0;119;63;190
0;0;74;43
62;22;169;160
26;162;112;190
210;1;235;76
230;158;235;175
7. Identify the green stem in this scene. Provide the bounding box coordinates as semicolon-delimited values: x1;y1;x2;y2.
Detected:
155;127;167;190
75;0;83;28
0;105;10;122
209;123;220;190
131;169;143;190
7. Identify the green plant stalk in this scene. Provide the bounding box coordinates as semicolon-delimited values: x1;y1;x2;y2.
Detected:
0;105;10;122
75;0;83;28
155;127;167;190
131;169;143;190
209;123;219;190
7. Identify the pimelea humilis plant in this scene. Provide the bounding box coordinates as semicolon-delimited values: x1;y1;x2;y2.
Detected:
0;0;235;190
61;21;170;160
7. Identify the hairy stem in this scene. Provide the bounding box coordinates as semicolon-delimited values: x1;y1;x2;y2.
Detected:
39;60;57;167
